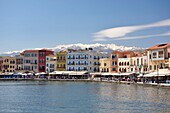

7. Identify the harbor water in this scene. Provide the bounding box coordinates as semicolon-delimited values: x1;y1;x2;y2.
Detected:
0;81;169;113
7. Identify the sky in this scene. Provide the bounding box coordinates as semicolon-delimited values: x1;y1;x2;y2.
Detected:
0;0;170;53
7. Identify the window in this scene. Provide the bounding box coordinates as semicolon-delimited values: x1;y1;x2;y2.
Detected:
106;68;109;72
134;61;136;65
152;52;157;59
149;54;151;59
35;60;37;64
150;65;152;70
158;51;163;58
39;66;45;70
112;68;116;71
84;67;87;70
94;56;96;59
112;55;116;59
137;59;139;66
154;65;157;70
104;63;107;66
112;62;115;66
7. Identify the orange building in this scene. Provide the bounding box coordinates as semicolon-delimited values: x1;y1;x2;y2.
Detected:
110;51;136;73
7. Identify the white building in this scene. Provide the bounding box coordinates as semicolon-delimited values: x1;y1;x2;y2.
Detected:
46;55;56;73
131;56;148;74
67;48;109;73
118;56;148;74
118;58;131;73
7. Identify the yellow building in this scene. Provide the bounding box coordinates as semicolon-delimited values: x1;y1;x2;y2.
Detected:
2;56;16;73
99;58;111;72
56;51;67;71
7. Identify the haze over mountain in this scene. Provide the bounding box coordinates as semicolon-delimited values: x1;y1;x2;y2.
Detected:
0;43;145;56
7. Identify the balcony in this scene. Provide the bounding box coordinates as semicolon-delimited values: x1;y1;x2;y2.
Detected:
67;63;75;65
94;63;100;65
57;59;66;61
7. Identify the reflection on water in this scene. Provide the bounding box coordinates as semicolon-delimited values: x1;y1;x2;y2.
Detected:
0;81;169;113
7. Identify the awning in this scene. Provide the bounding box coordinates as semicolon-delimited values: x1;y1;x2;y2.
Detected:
101;73;112;76
143;69;170;77
22;73;27;76
50;71;63;75
69;71;88;76
90;72;102;75
40;72;46;75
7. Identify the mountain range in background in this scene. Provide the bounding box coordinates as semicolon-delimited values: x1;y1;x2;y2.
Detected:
0;43;145;56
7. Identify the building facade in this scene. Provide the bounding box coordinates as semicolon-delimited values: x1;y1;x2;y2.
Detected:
1;56;16;73
147;43;170;72
46;55;56;73
15;55;24;72
99;58;111;72
118;58;131;73
22;49;54;73
56;51;67;71
131;56;148;74
22;50;39;72
110;51;136;73
67;49;109;73
0;57;3;72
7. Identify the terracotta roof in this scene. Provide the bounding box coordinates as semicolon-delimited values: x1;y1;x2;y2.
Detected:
147;43;170;50
22;49;53;53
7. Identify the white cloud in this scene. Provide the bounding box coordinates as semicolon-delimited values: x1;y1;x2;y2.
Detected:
113;31;170;40
93;19;170;41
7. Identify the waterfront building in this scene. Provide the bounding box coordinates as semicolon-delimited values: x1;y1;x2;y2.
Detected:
67;48;109;73
0;57;3;72
118;58;131;73
15;55;24;72
131;56;148;74
110;51;135;73
46;55;56;73
22;49;54;73
99;58;111;72
56;51;67;71
1;56;16;73
147;43;170;72
22;50;39;72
